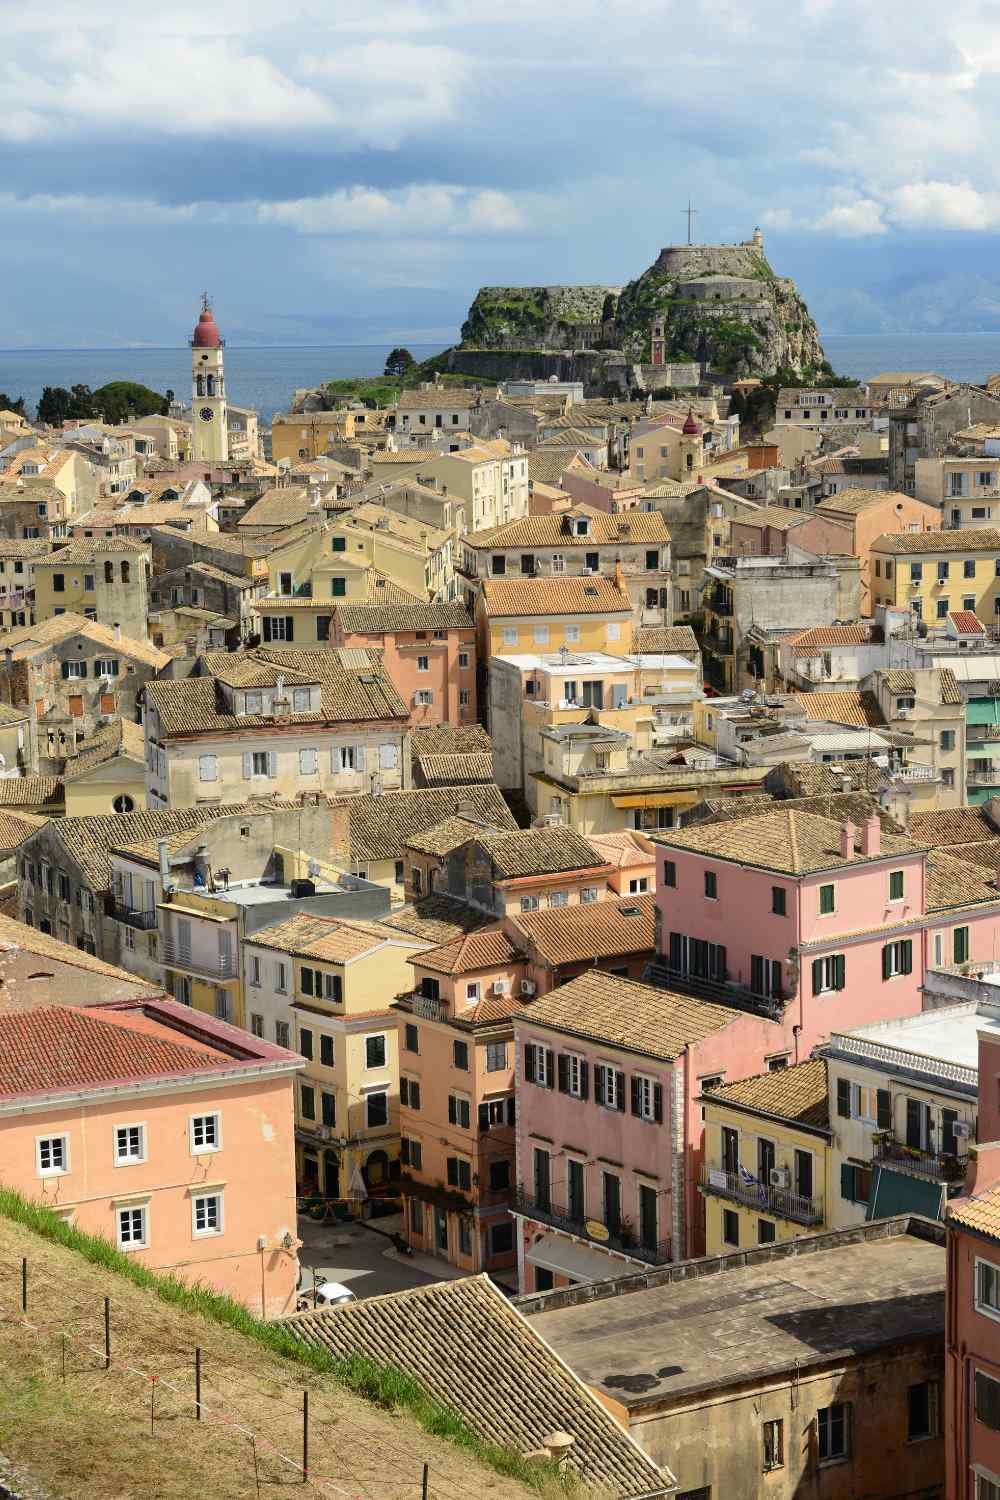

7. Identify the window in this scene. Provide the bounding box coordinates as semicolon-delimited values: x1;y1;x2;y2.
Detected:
365;1034;387;1070
976;1370;1000;1431
525;1042;553;1088
911;562;923;581
937;597;950;619
447;1156;472;1191
453;1040;469;1071
882;938;913;978
488;1159;510;1191
966;558;978;578
53;573;65;592
37;1135;68;1176
190;1114;220;1152
758;1218;777;1244
366;1091;388;1128
448;1095;471;1129
320;1035;334;1068
300;1085;316;1121
938;560;950;581
817;1402;850;1462
299;1028;313;1061
251;751;270;777
762;1417;783;1470
404;1023;419;1053
520;895;540;912
192;1192;222;1236
595;1062;624;1111
250;1013;263;1038
977;1258;1000;1319
417;655;429;672
95;658;118;677
117;1205;148;1250
558;1051;588;1099
114;1124;145;1164
275;1020;290;1048
631;1073;662;1122
502;627;517;646
818;883;835;914
299;748;318;775
414;689;434;706
771;886;786;915
840;1161;872;1204
704;870;717;900
723;1208;739;1247
811;954;845;993
663;859;676;887
907;1380;939;1440
628;877;648;895
955;925;971;964
889;870;904;902
486;1040;507;1071
293;688;311;712
581;886;598;904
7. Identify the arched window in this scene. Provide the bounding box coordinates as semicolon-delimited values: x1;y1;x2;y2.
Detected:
206;374;215;396
121;561;130;583
196;374;204;397
112;794;134;813
104;561;113;584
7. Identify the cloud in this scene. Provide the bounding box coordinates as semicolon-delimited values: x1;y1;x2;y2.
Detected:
813;197;888;237
886;179;1000;230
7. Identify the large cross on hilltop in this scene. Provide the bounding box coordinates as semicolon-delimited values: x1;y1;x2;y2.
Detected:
683;202;697;245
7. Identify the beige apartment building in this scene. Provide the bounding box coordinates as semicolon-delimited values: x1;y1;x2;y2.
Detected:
143;648;410;809
773;388;874;429
913;452;1000;526
410;442;530;532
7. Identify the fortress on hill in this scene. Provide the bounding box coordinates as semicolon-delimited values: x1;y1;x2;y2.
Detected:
452;228;826;390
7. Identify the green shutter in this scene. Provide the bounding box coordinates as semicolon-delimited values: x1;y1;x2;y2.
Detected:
834;954;846;991
837;1078;851;1118
882;945;891;981
877;1089;892;1130
901;939;913;975
812;958;823;994
840;1162;855;1201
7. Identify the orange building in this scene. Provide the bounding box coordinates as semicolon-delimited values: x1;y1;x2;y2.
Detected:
394;930;524;1276
0;998;302;1316
333;601;477;727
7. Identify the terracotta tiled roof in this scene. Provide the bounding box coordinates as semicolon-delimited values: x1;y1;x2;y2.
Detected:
510;894;655;968
924;849;1000;911
477;825;610;879
42;537;149;563
465;510;668;549
0;1004;229;1098
481;575;631;618
706;1057;829;1129
908;808;994;847
246;914;424;960
948;1184;1000;1243
381;896;496;946
0;809;46;847
0;912;162;993
0;612;169;669
873;526;1000;554
238;487;318;529
815;487;916;516
515;968;734;1060
584;830;656;870
949;610;986;636
878;667;963;705
655;807;921;876
396;389;479;409
0;776;62;810
409;724;492;757
526;450;574;485
415;751;494;787
62;720;146;782
336;602;473;634
789;624;872;653
415;928;521;975
635;625;700;657
331;785;517;865
283;1274;672;1499
404;814;509;857
791;691;885;727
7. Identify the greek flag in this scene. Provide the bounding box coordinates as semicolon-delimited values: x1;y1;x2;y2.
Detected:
738;1164;755;1187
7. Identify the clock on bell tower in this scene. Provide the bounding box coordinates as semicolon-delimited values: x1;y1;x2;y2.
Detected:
190;295;229;465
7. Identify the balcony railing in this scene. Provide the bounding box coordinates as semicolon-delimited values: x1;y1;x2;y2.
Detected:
890;762;936;782
107;900;157;930
700;1164;822;1226
708;594;733;617
160;940;237;980
513;1187;672;1266
872;1136;968;1184
968;768;1000;785
702;630;733;656
645;960;787;1022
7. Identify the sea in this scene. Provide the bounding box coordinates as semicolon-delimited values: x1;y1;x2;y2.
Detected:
5;333;1000;424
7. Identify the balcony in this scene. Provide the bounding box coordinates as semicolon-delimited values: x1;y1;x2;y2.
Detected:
872;1135;968;1184
968;767;1000;786
889;762;937;783
700;1164;822;1226
106;900;157;930
159;941;237;980
645;960;787;1022
513;1187;672;1266
701;629;734;657
707;593;733;617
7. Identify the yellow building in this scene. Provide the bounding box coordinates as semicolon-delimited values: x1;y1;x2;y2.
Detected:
243;913;433;1199
476;573;634;664
32;537;150;640
330;502;455;601
255;524;424;646
270;409;388;464
699;1058;832;1255
870;525;1000;626
62;720;147;816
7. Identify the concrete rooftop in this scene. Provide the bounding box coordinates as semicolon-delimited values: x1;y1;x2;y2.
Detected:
836;1000;1000;1071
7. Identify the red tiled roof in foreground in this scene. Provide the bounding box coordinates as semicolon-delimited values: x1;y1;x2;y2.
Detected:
0;1005;233;1098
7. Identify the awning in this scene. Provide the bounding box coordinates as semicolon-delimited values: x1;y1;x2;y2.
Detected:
526;1231;629;1283
611;791;701;810
866;1165;945;1222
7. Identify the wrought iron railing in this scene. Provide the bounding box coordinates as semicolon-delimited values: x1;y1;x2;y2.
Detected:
160;940;237;980
107;900;157;930
872;1136;968;1184
513;1187;672;1265
700;1164;821;1225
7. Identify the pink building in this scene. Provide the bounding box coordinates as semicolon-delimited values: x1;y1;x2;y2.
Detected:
947;1028;1000;1500
333;602;477;727
0;998;302;1317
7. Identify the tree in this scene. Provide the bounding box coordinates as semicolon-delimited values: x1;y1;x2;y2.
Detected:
91;382;170;422
384;347;415;379
0;394;27;418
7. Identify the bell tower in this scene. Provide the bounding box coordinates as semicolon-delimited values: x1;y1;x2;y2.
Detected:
190;295;229;464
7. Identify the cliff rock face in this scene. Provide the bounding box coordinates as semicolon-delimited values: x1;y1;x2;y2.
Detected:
460;285;621;350
458;235;825;379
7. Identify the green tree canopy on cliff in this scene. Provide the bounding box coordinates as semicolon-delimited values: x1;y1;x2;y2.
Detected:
0;395;27;418
384;347;415;378
36;381;169;427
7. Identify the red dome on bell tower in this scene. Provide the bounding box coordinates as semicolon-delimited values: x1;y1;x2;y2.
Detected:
682;407;700;436
191;296;222;349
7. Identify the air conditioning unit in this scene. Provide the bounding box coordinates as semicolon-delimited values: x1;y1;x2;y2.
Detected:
319;1125;333;1141
520;979;537;997
492;980;509;995
952;1121;971;1139
769;1167;790;1189
897;708;910;720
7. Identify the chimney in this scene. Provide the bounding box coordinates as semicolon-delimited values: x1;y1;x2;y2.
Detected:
157;837;173;893
113;623;122;643
840;819;856;860
860;814;881;857
542;1433;575;1469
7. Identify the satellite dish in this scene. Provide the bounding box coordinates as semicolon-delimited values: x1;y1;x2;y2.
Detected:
308;859;322;878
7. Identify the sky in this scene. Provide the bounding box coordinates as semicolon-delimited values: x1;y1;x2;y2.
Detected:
4;0;1000;346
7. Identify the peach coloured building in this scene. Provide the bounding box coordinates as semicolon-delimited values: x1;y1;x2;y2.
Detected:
946;1026;1000;1500
507;893;656;996
813;487;941;612
402;820;615;916
0;998;302;1317
584;830;656;897
333;601;477;727
394;930;522;1275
